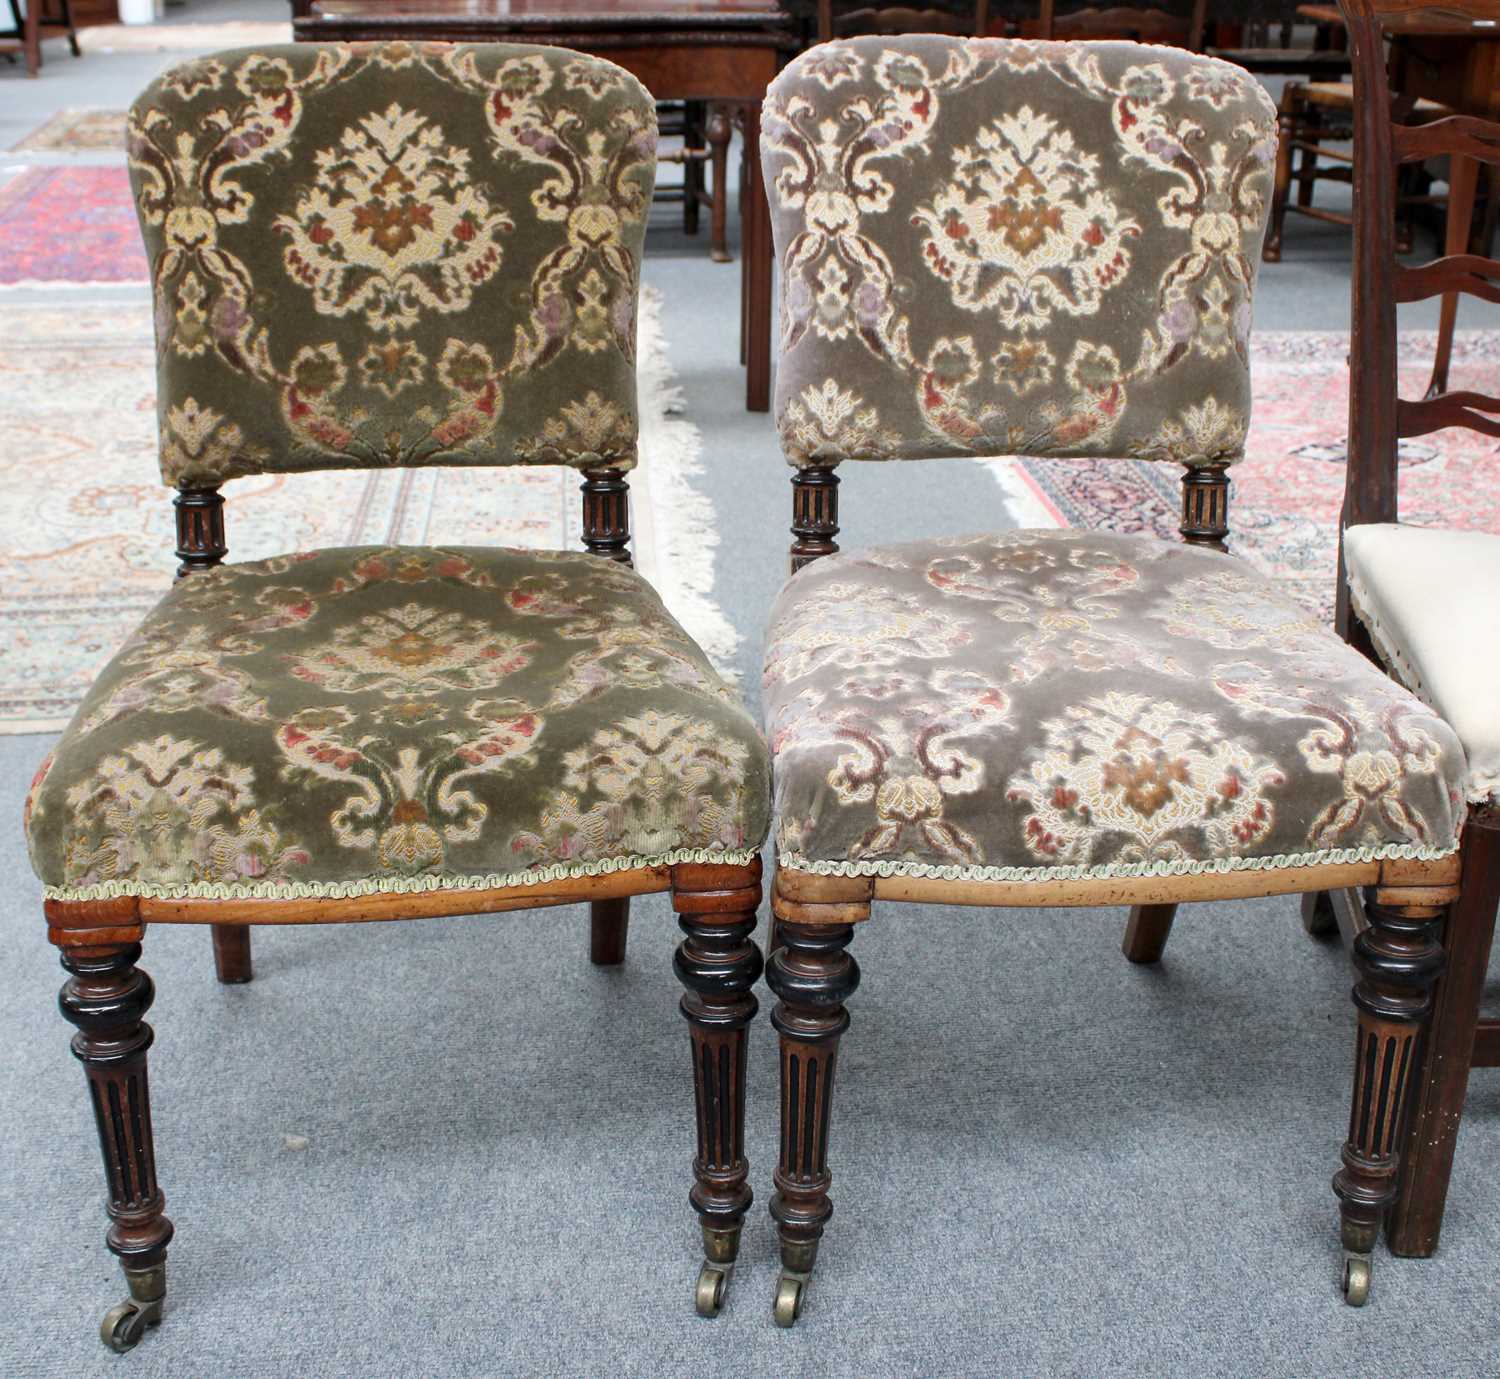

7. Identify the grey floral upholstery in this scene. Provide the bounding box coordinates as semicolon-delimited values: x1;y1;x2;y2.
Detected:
761;35;1277;466
128;43;656;485
763;532;1464;881
24;45;771;905
27;547;770;901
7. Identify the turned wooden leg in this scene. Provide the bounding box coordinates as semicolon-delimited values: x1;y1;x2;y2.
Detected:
671;859;763;1317
1264;87;1300;263
589;897;630;966
1332;893;1445;1305
1122;904;1177;964
767;910;861;1327
1388;809;1500;1256
682;100;704;238
210;924;252;983
58;942;174;1352
706;105;732;264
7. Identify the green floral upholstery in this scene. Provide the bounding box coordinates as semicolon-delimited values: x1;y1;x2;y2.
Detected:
760;36;1277;466
27;547;770;900
763;532;1464;881
128;43;655;485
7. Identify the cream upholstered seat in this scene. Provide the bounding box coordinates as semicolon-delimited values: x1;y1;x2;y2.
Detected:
1344;523;1500;807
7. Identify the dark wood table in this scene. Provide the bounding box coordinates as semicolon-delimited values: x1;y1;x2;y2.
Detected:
294;0;794;412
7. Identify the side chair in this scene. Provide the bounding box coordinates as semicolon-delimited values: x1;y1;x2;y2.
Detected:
1306;0;1500;1266
23;42;769;1351
757;33;1467;1324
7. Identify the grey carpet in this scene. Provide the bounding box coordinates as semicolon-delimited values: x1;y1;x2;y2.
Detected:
4;16;1500;1377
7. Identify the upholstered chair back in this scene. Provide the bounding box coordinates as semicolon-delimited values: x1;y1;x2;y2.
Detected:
761;36;1277;476
128;44;656;489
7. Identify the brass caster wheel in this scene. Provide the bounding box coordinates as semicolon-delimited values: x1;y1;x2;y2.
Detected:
100;1299;160;1354
1341;1253;1372;1307
696;1262;731;1318
773;1271;807;1329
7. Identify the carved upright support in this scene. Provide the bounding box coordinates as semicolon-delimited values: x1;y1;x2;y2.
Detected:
1332;894;1445;1305
581;467;632;565
671;860;763;1316
767;917;861;1326
790;467;840;574
58;943;174;1351
173;486;226;579
1179;462;1230;551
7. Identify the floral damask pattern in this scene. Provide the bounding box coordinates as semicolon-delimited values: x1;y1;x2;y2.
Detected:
761;36;1277;465
127;43;655;483
764;531;1465;880
27;547;769;899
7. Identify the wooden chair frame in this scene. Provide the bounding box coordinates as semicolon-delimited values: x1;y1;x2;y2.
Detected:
48;469;767;1350
767;252;1460;1327
1308;0;1500;1263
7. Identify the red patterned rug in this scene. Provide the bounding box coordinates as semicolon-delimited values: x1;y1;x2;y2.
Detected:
0;167;147;286
985;331;1500;620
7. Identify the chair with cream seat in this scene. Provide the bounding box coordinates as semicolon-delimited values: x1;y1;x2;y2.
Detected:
756;32;1467;1324
23;43;770;1350
1305;0;1500;1266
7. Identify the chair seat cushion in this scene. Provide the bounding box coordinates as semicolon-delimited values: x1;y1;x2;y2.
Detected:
763;530;1465;882
1346;523;1500;805
26;546;770;901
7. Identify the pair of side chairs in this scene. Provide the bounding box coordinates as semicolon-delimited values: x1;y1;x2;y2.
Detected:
21;17;1489;1354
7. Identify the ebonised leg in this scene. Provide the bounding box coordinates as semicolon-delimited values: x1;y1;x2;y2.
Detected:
589;898;630;966
58;942;174;1352
671;860;763;1317
211;924;252;983
1333;893;1445;1305
767;916;860;1327
1388;809;1500;1256
1122;904;1177;964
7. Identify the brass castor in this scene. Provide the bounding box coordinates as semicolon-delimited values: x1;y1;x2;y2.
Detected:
696;1262;731;1318
773;1270;808;1328
1341;1252;1372;1307
100;1263;165;1353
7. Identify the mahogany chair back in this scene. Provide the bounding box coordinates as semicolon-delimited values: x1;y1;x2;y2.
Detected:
815;0;990;40
1033;0;1207;45
1337;0;1500;625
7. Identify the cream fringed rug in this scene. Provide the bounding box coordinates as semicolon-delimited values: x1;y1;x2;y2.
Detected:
0;287;736;732
77;21;293;53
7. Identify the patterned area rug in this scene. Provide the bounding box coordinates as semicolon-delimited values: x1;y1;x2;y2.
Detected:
77;21;292;52
9;108;128;153
984;331;1500;619
0;167;147;286
0;288;733;732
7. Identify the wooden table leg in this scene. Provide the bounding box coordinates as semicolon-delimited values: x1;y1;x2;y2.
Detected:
742;101;772;413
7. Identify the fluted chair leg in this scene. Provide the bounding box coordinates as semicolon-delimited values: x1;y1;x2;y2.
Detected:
672;860;763;1317
1333;893;1445;1306
767;914;861;1328
58;942;174;1352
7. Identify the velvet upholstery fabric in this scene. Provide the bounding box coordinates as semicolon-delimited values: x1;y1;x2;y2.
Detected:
27;547;770;900
763;531;1465;881
760;35;1277;466
128;43;656;485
